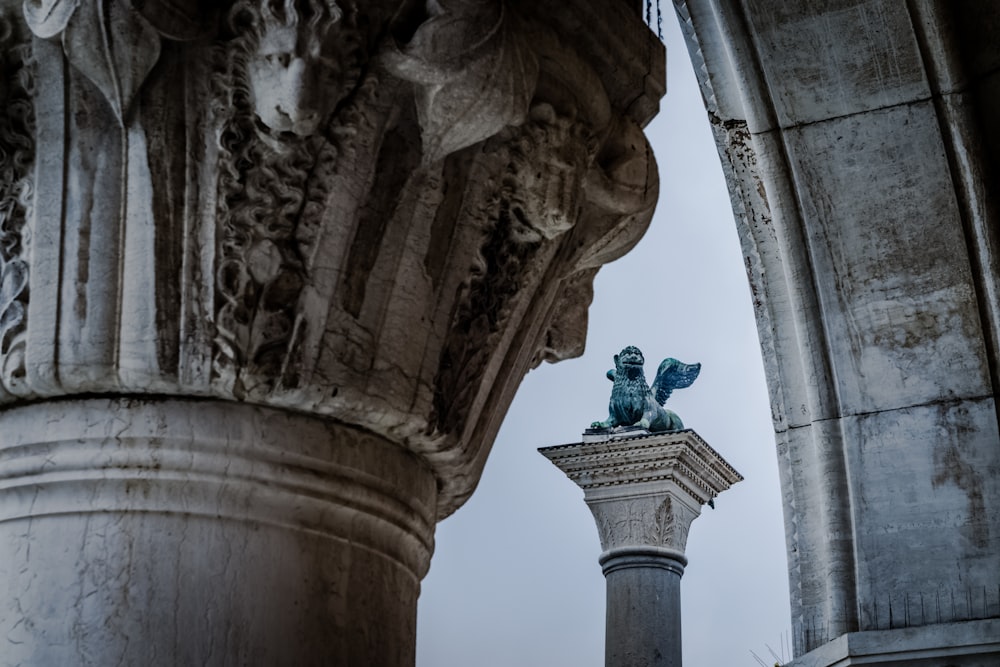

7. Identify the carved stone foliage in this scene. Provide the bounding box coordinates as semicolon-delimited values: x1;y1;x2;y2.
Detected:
3;0;663;514
0;12;33;398
385;0;539;163
591;495;699;553
430;101;599;436
23;0;215;124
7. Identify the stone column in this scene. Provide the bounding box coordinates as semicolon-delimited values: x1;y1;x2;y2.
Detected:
672;1;1000;662
0;0;663;663
540;429;743;667
0;398;437;666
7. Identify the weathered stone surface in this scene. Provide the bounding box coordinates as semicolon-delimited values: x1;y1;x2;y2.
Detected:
0;398;437;665
674;0;1000;658
783;100;989;415
0;0;665;662
741;0;932;130
788;618;1000;667
0;0;663;517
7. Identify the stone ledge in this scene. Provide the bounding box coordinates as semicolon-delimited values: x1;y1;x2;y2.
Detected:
538;429;743;503
787;619;1000;667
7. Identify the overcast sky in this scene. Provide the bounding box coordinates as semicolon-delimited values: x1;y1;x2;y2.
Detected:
416;11;792;667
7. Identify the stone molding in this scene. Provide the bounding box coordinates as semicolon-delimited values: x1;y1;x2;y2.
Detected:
541;429;743;500
0;397;437;575
787;618;1000;667
0;0;664;517
0;397;439;664
599;546;688;577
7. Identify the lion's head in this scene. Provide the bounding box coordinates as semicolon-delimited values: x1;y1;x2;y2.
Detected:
616;345;645;369
230;0;360;151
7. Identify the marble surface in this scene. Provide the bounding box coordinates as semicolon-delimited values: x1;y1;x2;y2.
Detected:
0;1;665;663
675;0;1000;655
0;0;663;518
0;398;437;666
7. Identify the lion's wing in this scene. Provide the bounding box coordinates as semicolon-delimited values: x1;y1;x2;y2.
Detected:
652;358;701;405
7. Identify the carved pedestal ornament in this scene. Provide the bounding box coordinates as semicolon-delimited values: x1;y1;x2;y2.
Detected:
2;0;661;511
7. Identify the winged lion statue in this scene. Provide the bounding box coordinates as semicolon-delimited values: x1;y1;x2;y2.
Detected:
590;345;701;433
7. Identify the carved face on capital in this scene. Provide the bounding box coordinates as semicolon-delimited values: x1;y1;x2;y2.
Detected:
238;0;357;150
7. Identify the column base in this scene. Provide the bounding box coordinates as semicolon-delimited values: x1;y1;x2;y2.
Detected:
787;619;1000;667
0;398;437;666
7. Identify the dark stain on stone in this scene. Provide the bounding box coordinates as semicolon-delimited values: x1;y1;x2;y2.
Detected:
341;121;419;319
932;439;989;549
424;151;470;293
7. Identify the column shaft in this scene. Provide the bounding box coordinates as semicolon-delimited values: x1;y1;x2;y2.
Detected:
602;549;686;667
0;399;436;666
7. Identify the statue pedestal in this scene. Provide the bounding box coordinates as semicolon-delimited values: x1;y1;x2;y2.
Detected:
540;429;742;667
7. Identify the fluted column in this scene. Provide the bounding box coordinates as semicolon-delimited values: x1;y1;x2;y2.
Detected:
541;429;742;667
0;0;663;662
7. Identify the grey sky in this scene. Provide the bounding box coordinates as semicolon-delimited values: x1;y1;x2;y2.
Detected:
416;12;791;666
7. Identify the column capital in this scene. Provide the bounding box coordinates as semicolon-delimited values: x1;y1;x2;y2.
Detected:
540;430;742;556
0;0;664;517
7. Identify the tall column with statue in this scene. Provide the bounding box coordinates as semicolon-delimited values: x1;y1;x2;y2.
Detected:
0;0;664;663
541;347;743;667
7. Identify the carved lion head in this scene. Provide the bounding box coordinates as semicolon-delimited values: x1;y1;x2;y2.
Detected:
229;0;359;150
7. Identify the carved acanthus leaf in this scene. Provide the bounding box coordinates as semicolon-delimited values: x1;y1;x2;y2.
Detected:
61;1;159;124
23;0;210;124
585;117;657;215
589;495;699;552
653;497;675;545
385;0;538;163
22;0;78;38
